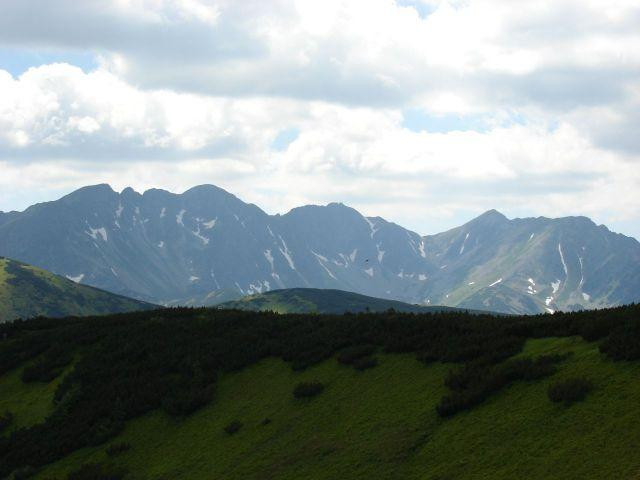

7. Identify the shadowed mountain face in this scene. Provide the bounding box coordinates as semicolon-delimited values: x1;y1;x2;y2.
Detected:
0;184;638;314
0;257;154;322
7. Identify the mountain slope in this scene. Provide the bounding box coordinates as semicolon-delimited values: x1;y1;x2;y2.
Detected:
218;288;484;314
418;210;640;314
0;257;154;322
0;184;638;314
2;305;640;479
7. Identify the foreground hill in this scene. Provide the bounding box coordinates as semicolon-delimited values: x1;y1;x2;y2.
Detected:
0;184;638;314
1;305;639;479
219;288;490;314
0;257;154;322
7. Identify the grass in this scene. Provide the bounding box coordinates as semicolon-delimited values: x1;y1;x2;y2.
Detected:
0;362;69;433
3;337;637;480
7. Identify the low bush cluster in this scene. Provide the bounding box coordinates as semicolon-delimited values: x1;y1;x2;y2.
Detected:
353;356;378;371
0;411;13;433
223;420;242;435
337;345;376;365
105;443;131;457
548;377;593;405
67;463;127;480
293;382;325;398
436;354;570;417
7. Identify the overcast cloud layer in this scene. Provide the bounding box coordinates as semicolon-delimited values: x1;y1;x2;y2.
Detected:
0;0;639;238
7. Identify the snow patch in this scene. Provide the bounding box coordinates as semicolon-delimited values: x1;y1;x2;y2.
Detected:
376;243;385;263
459;233;469;255
364;267;374;277
545;297;553;306
202;218;217;229
528;278;536;286
189;276;199;282
160;207;166;218
264;249;274;270
529;233;535;241
578;256;585;288
110;267;118;277
363;216;379;238
266;225;275;238
191;226;210;245
278;236;296;270
418;240;426;258
545;308;555;314
115;204;124;218
418;274;427;281
66;274;84;283
85;226;108;242
551;280;561;294
176;209;186;226
468;281;475;285
440;265;447;269
558;243;568;277
489;278;502;287
582;292;591;302
158;241;164;248
349;248;358;262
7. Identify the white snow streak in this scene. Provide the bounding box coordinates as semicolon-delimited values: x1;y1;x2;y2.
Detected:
278;236;296;270
264;249;274;270
158;241;164;248
489;278;503;287
459;233;469;255
160;207;166;218
202;218;217;229
558;243;568;277
176;209;186;226
418;240;426;258
551;279;561;294
364;267;374;277
363;216;379;238
85;226;108;242
376;243;385;263
66;274;84;283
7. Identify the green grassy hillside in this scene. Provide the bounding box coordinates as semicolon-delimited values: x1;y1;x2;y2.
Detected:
0;257;154;322
2;337;640;480
218;287;488;314
1;305;639;479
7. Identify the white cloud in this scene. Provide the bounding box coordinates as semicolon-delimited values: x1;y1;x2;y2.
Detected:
0;0;638;239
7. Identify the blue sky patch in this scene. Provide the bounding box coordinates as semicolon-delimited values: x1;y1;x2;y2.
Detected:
0;47;98;77
271;127;300;151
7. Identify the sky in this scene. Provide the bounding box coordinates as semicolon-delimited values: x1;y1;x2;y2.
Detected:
0;0;639;239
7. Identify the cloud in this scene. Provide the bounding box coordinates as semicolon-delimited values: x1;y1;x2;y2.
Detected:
0;0;638;239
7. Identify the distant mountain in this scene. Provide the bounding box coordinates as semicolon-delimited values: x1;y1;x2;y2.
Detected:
218;288;488;315
0;184;638;314
0;256;154;322
419;210;640;314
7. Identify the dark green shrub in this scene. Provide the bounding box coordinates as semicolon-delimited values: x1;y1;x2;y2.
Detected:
353;356;378;371
105;443;131;457
437;354;569;417
548;377;593;405
260;418;272;426
66;463;127;480
293;382;325;398
337;345;376;365
0;411;13;433
223;420;242;435
12;465;38;479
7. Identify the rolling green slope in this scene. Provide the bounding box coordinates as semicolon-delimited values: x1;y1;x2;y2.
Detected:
0;257;154;322
2;306;640;479
218;287;488;314
2;337;638;480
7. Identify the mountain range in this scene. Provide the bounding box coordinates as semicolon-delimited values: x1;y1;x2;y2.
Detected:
0;184;638;314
